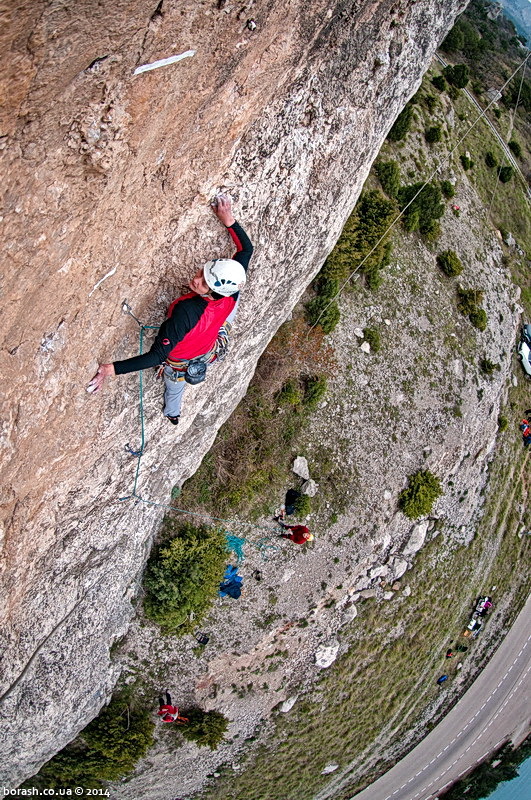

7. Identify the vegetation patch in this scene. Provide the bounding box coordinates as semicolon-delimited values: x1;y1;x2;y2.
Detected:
437;250;463;277
398;470;443;519
440;736;531;800
397;182;444;239
143;521;228;634
179;708;229;750
456;287;488;331
21;695;155;790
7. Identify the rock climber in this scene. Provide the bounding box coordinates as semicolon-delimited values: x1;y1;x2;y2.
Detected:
87;195;253;425
275;518;314;544
157;690;189;724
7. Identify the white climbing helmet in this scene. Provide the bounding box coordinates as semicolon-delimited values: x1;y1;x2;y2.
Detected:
203;259;246;296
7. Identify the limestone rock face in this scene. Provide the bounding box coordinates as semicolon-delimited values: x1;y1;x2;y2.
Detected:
315;639;340;669
0;0;465;786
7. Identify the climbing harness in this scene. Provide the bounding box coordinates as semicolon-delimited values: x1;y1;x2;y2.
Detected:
118;302;280;557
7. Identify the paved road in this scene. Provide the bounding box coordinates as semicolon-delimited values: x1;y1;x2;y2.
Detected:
351;594;531;800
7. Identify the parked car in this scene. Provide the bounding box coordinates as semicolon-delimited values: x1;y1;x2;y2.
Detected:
518;323;531;377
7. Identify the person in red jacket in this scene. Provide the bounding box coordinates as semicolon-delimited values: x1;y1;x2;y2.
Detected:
87;195;253;425
157;691;188;724
276;520;314;544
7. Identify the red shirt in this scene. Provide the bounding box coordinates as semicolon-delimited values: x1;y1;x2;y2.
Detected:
285;525;311;544
158;704;179;722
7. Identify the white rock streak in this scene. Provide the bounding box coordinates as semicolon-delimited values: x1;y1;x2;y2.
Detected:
89;266;117;297
133;50;196;75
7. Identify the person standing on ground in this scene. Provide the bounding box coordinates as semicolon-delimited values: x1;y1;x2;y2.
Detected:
87;195;253;425
274;517;314;544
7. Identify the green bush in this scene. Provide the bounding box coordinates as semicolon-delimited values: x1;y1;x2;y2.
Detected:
443;63;469;88
21;697;155;790
460;154;474;170
425;125;442;144
294;494;312;517
314;189;396;296
469;308;488;331
508;140;522;158
143;522;228;633
480;359;499;377
398;470;443;519
397;182;444;237
456;287;484;315
304;296;340;334
302;375;327;409
180;708;229;750
439;180;455;199
497;165;514;183
431;75;447;92
485;151;497;168
374;159;401;198
363;327;381;352
387;103;414;142
498;415;508;431
437;250;463;277
277;379;303;406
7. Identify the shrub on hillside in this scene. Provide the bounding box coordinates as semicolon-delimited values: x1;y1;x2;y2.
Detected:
437;250;463;277
507;140;521;158
363;327;381;352
143;522;227;633
180;708;229;750
277;379;303;406
305;296;341;334
21;697;155;790
485;151;497;168
398;470;442;519
497;165;514;183
425;125;442;144
439;180;455;199
443;63;469;89
456;288;488;331
480;358;500;377
431;75;447;92
302;375;327;410
313;189;396;297
460;154;474;170
374;159;401;198
294;494;312;517
397;182;444;237
387;103;414;142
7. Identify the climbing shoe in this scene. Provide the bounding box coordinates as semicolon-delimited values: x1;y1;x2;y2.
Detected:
167;415;180;425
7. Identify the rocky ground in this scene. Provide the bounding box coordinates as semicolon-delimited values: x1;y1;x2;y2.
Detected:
109;159;526;798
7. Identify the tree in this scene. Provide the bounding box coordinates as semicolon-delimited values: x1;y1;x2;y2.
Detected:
443;64;470;89
375;159;401;197
387;103;414;141
508;140;521;158
143;521;228;633
425;125;442;144
485;151;497;168
431;75;447;92
439;180;455;199
397;182;444;237
441;22;465;52
497;165;514;183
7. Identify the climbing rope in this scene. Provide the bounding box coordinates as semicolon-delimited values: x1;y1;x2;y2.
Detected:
117;303;280;556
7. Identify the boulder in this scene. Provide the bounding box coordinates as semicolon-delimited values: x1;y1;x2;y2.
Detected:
392;558;409;579
321;764;339;775
292;456;310;480
360;341;371;353
280;695;298;713
315;640;340;668
403;521;429;556
301;479;319;497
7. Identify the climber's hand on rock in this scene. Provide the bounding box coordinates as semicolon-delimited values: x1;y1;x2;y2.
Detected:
212;194;236;227
87;363;115;393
